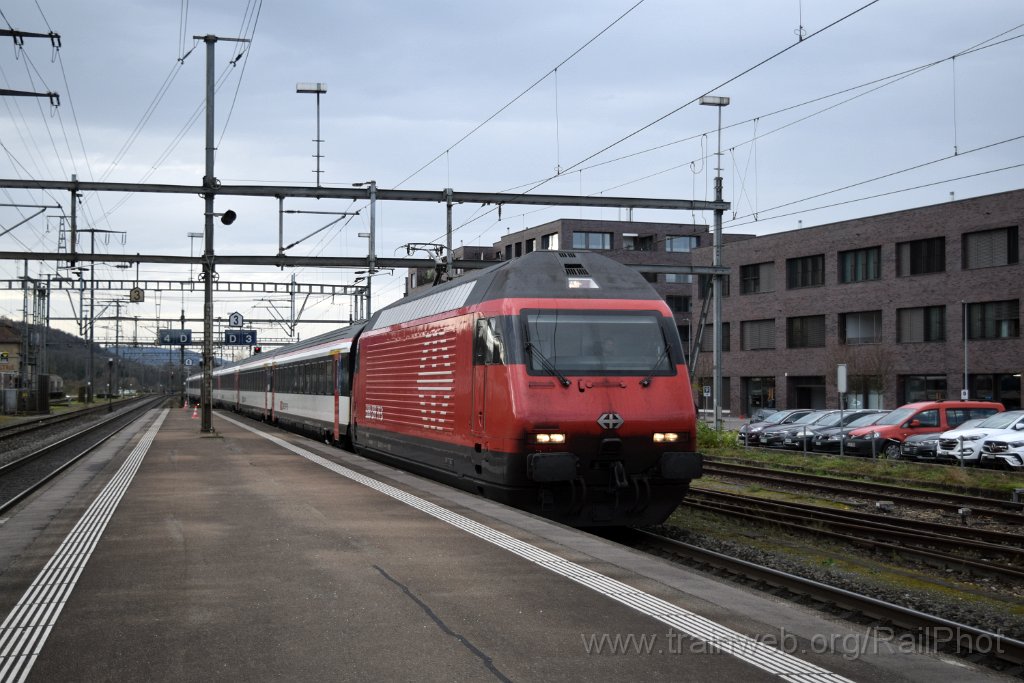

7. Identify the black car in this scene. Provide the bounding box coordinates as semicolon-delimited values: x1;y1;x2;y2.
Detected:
810;410;889;454
748;408;777;423
761;410;837;449
780;409;885;451
737;408;816;446
899;418;987;463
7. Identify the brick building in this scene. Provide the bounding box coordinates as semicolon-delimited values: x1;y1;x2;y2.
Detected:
405;190;1023;416
691;189;1023;415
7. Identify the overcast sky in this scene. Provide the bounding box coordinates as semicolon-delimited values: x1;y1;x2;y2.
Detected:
1;0;1022;350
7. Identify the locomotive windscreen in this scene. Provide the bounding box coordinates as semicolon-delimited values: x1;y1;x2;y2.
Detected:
522;309;674;376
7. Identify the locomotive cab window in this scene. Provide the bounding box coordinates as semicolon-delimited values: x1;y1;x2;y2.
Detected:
522;310;676;377
474;318;506;365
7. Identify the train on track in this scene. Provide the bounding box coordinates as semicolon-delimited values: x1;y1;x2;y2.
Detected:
187;250;702;526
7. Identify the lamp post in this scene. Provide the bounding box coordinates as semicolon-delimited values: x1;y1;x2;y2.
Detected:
962;300;969;400
107;357;113;413
700;95;730;431
297;82;327;187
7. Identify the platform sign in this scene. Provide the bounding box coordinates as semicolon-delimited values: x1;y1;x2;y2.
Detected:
228;311;244;328
224;330;257;346
158;329;192;345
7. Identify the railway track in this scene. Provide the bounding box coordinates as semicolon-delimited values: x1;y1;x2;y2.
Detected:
0;395;166;513
626;529;1024;672
0;396;158;464
704;460;1024;524
685;488;1024;584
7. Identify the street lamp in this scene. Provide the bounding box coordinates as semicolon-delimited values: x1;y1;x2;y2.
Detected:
700;94;730;431
962;300;969;400
297;82;327;187
107;357;113;412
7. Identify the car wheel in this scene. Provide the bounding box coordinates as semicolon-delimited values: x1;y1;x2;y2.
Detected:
881;442;901;459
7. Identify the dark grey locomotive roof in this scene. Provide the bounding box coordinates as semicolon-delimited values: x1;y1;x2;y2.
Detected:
367;250;663;331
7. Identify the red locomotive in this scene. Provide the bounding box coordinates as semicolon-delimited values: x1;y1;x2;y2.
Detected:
195;250;702;526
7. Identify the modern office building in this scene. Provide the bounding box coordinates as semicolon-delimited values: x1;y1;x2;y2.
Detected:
405;190;1023;417
690;189;1023;415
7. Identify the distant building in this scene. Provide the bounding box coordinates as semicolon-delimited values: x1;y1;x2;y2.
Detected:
404;190;1023;417
691;189;1023;415
0;318;21;382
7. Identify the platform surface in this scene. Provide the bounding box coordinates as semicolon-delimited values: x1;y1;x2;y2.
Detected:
0;405;1009;682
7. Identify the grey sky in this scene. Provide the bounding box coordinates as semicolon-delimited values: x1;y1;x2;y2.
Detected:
1;1;1022;347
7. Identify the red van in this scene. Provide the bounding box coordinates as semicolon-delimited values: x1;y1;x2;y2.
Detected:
843;400;1004;458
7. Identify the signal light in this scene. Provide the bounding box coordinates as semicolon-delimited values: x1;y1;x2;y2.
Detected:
253;346;262;354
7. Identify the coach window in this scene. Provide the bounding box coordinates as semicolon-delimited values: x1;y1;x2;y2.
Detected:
474;318;506;365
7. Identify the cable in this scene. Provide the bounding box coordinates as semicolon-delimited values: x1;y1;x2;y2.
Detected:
725;163;1024;229
428;0;884;247
725;135;1024;225
395;0;649;189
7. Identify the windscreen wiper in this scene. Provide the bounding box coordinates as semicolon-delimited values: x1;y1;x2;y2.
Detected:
639;344;670;387
525;342;571;388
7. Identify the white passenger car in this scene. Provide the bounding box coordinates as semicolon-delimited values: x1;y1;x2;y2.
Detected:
935;410;1024;465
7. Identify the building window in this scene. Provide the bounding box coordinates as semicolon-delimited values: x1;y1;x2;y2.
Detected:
897;306;945;343
571;231;612;250
504;244;513;260
621;234;654;251
665;273;693;284
967;299;1020;339
666;295;691;313
641;272;658;284
699;273;729;297
525;238;535;254
838;247;880;283
514;242;523;257
740;262;774;294
896;237;945;276
840;310;882;345
963;226;1019;269
541;233;560;251
786;254;824;289
900;375;947;403
666;235;699;252
786;315;826;348
699;322;730;352
741;319;775;350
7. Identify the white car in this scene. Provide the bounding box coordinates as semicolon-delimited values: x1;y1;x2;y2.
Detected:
980;432;1024;470
935;410;1024;464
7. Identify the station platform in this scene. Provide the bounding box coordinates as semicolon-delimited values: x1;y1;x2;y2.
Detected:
0;404;1006;681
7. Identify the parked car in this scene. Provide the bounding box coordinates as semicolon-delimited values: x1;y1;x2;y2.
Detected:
899;418;986;462
737;408;815;446
980;433;1024;470
762;410;836;448
934;410;1024;465
810;410;889;454
748;408;778;423
843;400;1004;458
780;409;884;451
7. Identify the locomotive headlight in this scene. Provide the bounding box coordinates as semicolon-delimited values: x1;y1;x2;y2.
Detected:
530;432;566;444
653;432;679;443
